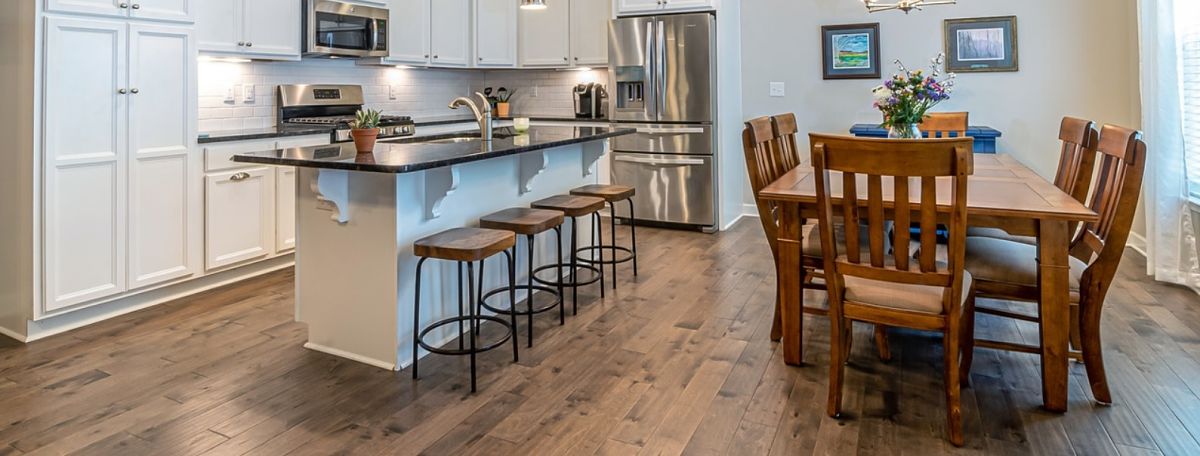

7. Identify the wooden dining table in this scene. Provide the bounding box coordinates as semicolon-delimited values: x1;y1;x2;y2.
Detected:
758;153;1098;413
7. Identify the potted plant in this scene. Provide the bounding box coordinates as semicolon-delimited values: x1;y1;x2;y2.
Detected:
349;108;382;152
494;87;516;118
872;54;955;139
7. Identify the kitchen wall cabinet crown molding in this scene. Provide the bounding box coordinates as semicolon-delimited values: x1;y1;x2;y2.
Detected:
196;0;300;60
45;0;196;24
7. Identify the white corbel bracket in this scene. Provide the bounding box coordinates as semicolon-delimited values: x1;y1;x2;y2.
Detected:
312;169;351;224
582;141;606;177
518;150;548;195
425;165;461;219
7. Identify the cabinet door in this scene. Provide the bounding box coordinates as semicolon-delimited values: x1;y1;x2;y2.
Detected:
475;0;517;67
45;0;129;19
275;167;296;252
615;0;661;15
659;0;714;12
569;0;610;66
131;0;195;23
205;167;274;270
43;17;128;312
519;0;570;67
128;24;198;289
196;0;242;53
388;0;431;64
429;0;471;67
242;0;301;58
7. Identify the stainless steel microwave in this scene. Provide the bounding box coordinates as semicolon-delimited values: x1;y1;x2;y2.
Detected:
304;0;388;58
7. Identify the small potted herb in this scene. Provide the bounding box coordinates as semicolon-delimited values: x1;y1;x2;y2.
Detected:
494;87;516;118
349;109;382;152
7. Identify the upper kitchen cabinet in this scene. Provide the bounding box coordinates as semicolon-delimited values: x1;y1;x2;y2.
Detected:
430;0;472;67
615;0;715;15
196;0;301;60
570;0;610;66
519;0;570;67
388;0;432;64
45;0;196;23
475;0;517;67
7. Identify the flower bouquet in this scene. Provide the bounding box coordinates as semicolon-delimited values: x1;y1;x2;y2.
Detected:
872;54;956;139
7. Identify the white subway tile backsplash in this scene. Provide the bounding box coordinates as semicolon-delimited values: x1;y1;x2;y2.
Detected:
197;59;610;132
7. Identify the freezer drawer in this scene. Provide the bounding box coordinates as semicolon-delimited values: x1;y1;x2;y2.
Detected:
609;124;713;155
611;152;715;227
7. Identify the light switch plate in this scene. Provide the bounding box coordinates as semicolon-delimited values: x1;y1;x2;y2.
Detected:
242;84;256;103
224;86;236;103
389;85;397;100
769;82;786;98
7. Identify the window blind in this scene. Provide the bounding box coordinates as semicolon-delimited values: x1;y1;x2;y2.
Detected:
1183;15;1200;200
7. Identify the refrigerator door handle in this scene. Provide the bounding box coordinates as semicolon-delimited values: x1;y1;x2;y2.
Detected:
645;20;655;117
614;155;707;166
634;127;707;135
657;20;667;120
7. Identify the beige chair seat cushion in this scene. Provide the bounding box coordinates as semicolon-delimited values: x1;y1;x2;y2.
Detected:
964;237;1087;292
966;226;1036;246
801;223;881;257
843;267;972;315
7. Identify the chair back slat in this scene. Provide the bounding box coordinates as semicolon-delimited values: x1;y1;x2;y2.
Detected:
920;112;969;138
773;113;803;171
1053;117;1099;203
810;133;974;313
742;114;806;258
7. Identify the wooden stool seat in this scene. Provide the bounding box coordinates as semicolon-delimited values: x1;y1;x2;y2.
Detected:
570;184;635;202
531;195;605;217
479;208;564;235
414;228;516;262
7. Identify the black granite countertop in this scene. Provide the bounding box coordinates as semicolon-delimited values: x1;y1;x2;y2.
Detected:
198;125;335;144
415;114;611;126
230;126;633;174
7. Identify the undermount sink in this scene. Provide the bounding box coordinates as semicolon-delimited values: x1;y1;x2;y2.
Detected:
419;135;482;144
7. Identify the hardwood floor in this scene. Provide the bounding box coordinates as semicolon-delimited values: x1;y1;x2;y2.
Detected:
1;220;1198;455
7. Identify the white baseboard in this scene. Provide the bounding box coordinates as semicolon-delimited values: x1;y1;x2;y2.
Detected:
0;325;26;343
1127;231;1147;257
23;256;295;342
720;204;759;231
303;342;397;371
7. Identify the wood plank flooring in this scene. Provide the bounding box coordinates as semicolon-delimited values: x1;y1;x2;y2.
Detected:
1;220;1199;455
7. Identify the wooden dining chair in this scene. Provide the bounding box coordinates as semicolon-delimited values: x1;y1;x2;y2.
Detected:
961;125;1146;405
920;112;969;138
742;116;827;343
811;133;975;446
969;117;1099;244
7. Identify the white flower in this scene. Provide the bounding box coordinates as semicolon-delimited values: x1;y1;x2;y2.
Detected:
872;86;893;102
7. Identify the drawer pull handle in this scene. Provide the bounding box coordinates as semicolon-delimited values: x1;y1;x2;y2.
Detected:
230;172;251;182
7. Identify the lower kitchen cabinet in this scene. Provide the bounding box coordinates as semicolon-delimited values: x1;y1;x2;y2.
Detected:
205;166;275;271
275;167;297;253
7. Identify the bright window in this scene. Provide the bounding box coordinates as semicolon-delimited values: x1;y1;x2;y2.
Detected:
1183;6;1200;200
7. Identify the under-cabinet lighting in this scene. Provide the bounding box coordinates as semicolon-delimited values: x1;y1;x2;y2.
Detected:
198;56;252;63
520;0;547;10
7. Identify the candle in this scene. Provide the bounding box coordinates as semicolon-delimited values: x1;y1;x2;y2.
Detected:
514;117;531;132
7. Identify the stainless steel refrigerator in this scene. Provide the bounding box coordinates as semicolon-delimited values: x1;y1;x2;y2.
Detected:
608;13;717;231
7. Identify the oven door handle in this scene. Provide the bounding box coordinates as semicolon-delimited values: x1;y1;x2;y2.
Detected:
614;155;706;166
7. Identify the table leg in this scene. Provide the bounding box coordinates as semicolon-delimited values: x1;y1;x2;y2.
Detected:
1038;219;1070;413
778;203;804;366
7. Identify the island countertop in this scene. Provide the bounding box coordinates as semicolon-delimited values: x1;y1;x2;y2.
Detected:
230;126;634;174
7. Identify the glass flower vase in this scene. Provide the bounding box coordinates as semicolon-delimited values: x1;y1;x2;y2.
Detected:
887;123;923;139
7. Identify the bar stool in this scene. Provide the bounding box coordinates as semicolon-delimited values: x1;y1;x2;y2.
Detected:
412;227;518;393
530;195;607;314
478;208;566;347
570;184;639;290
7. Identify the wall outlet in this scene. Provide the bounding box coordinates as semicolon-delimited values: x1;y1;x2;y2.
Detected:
769;82;786;98
388;85;397;100
242;84;256;103
224;86;236;103
530;85;539;98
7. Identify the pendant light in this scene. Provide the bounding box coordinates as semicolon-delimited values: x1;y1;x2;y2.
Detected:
520;0;547;10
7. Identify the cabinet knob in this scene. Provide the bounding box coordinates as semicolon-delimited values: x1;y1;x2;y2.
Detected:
117;88;127;94
563;57;568;61
119;2;128;8
130;88;139;94
238;41;245;46
574;57;579;61
424;54;429;58
479;57;483;61
246;42;253;47
131;3;140;9
230;172;251;182
433;55;439;59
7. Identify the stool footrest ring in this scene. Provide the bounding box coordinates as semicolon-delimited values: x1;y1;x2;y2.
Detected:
480;284;562;316
574;245;634;265
532;263;601;288
417;315;513;356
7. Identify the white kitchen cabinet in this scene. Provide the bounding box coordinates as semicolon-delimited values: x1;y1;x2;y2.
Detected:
196;0;300;59
519;0;570;67
127;24;199;289
429;0;472;67
275;167;297;252
474;0;517;67
43;17;129;311
388;0;432;64
615;0;714;15
205;166;275;271
570;0;610;66
615;0;661;15
46;0;195;23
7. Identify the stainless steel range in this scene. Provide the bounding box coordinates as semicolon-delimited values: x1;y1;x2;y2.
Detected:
277;84;415;143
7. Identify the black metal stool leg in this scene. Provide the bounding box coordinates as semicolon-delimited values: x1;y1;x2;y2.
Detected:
570;216;579;315
458;261;464;351
504;249;519;362
628;198;638;276
554;226;565;325
412;257;427;380
476;258;486;336
525;235;535;347
466;260;478;393
594;211;605;299
608;201;618;290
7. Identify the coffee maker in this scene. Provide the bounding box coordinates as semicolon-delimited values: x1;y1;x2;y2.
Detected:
574;83;609;119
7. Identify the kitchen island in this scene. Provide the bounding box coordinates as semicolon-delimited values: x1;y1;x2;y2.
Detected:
233;126;634;370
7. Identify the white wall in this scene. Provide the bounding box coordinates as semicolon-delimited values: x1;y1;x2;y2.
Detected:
740;0;1141;207
0;0;37;339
